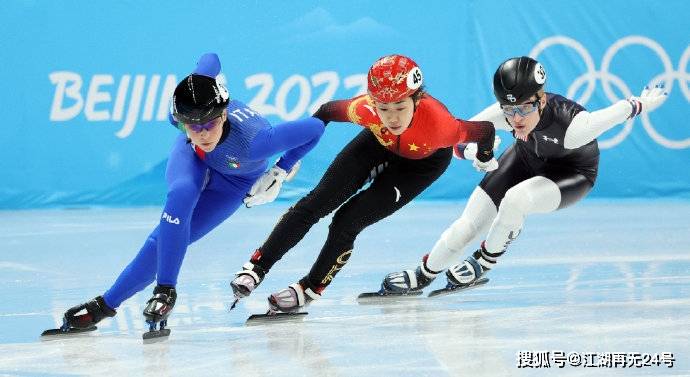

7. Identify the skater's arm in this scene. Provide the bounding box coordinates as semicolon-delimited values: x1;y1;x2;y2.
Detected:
312;98;356;125
454;120;496;162
469;102;513;132
564;85;667;149
248;117;325;172
452;102;509;162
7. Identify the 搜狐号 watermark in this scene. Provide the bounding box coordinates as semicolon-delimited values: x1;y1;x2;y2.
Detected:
516;351;674;368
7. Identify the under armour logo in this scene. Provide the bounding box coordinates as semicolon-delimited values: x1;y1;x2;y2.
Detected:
542;135;559;144
499;229;521;254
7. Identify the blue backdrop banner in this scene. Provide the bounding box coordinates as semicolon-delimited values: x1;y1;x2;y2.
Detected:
1;1;688;208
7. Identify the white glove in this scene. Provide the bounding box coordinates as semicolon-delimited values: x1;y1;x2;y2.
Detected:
628;83;668;118
244;165;289;208
473;157;499;173
455;136;502;160
456;136;501;172
244;161;302;207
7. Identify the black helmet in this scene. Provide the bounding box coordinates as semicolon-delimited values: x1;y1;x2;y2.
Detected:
493;56;546;105
172;74;230;124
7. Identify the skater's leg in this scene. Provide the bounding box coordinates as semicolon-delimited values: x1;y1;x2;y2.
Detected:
484;168;593;256
157;172;251;285
102;136;207;308
253;130;386;271
266;148;452;312
232;130;388;298
447;170;592;287
381;145;529;293
424;187;497;272
142;174;251;320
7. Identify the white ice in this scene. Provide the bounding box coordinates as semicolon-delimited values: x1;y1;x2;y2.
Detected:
0;201;688;376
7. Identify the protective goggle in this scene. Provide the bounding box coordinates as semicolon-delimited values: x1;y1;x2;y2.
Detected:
184;116;222;133
501;100;540;117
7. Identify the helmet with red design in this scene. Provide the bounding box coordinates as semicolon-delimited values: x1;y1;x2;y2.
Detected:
367;54;423;103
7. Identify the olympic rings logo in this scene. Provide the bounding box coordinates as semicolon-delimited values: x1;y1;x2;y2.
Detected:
529;35;690;149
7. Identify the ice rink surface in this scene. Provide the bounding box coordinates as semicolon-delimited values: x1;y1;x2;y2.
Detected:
1;200;689;376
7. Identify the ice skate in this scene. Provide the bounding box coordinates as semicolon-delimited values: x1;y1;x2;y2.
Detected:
42;296;116;337
267;283;312;313
428;248;491;297
229;260;266;310
358;255;438;301
246;283;318;324
142;285;176;341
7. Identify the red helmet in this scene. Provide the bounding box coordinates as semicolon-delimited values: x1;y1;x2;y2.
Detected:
367;54;423;103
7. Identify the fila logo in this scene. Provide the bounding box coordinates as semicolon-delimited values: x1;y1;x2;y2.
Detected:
542;135;559;144
162;212;180;225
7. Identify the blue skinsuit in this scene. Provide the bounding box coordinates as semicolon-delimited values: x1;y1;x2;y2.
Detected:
102;54;324;309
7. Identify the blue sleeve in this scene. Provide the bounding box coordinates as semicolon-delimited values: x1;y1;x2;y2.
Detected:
248;117;326;171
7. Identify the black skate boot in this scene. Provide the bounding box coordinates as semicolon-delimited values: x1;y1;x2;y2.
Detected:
142;285;176;341
229;259;266;310
64;295;116;329
42;296;116;337
380;254;439;295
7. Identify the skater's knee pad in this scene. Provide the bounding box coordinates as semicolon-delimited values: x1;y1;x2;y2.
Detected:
495;187;533;229
501;186;534;215
441;216;479;252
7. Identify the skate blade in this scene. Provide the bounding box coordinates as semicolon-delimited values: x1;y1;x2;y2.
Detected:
41;326;97;339
246;311;308;325
427;277;489;298
356;290;423;304
142;328;171;343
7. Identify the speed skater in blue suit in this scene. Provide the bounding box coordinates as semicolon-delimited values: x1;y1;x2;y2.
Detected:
55;53;325;336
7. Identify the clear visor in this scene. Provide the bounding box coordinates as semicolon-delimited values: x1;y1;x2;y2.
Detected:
501;100;539;117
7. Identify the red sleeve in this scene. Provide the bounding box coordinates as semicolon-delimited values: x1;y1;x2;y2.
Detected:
456;119;496;162
312;99;356;124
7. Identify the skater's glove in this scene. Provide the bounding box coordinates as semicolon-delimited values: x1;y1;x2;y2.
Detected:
456;136;500;173
627;83;667;118
454;136;501;160
473;157;499;173
244;164;289;208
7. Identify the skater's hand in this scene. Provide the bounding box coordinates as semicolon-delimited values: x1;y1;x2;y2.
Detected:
456;136;500;173
628;83;668;118
473;157;499;173
244;165;288;207
454;136;501;160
